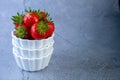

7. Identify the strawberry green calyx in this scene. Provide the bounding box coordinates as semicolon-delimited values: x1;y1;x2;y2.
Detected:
34;9;44;20
37;21;49;34
11;13;23;24
25;8;45;19
15;26;26;38
25;7;38;13
25;8;35;13
36;10;44;20
33;9;44;20
44;10;53;23
47;17;53;23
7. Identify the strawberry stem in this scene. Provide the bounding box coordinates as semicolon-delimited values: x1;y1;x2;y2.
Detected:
15;26;26;38
11;13;23;24
37;21;49;34
25;8;46;20
44;10;53;23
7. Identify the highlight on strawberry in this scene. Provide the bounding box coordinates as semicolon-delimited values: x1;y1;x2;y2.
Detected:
11;8;55;40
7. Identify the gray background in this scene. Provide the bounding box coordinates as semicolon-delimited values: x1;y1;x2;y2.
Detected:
0;0;120;80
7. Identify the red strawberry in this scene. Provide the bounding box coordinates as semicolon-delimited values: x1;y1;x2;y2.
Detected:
15;25;31;39
24;9;46;27
39;11;47;19
45;22;54;38
31;21;49;39
41;11;46;18
23;13;39;27
31;21;55;39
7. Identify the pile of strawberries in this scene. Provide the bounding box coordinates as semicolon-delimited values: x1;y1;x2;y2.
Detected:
11;8;55;40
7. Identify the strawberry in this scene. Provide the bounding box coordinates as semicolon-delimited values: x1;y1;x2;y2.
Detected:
31;20;54;40
15;25;31;39
43;11;53;23
23;9;46;27
40;11;47;19
31;21;49;39
23;13;39;27
44;14;54;38
24;9;47;26
11;13;24;28
45;22;54;38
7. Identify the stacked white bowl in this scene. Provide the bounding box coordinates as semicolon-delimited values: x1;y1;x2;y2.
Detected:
11;31;54;71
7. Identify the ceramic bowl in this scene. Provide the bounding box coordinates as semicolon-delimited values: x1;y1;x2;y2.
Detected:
12;31;54;49
13;51;53;71
12;41;54;58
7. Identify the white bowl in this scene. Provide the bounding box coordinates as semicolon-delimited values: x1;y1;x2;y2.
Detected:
13;51;53;71
13;45;54;58
13;43;54;58
11;31;54;49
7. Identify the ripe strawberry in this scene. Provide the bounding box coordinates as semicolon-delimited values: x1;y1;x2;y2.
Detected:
45;22;54;38
31;21;49;39
15;25;31;39
23;13;39;27
11;13;24;28
23;9;47;27
25;8;48;20
37;11;47;20
43;11;54;24
31;20;54;39
44;14;54;38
